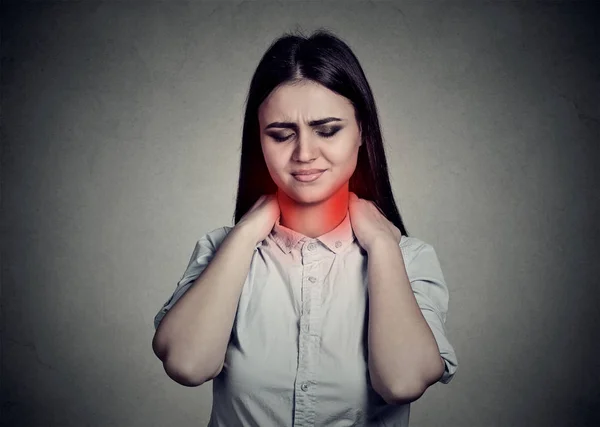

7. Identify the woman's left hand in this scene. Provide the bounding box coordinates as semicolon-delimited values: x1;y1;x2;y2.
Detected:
348;192;402;252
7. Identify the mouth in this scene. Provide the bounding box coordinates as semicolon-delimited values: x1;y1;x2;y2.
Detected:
291;170;326;183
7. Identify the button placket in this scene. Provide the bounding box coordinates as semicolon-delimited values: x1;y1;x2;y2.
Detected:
303;302;310;314
294;238;323;425
288;239;326;426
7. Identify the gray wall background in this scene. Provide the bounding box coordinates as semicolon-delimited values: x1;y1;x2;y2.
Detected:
2;1;599;426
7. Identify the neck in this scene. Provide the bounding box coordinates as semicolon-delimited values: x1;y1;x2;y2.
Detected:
277;183;349;239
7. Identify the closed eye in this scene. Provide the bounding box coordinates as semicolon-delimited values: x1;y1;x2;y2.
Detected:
269;133;293;142
317;129;339;138
267;127;341;142
317;126;341;138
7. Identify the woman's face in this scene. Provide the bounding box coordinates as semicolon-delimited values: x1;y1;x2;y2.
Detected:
258;80;362;205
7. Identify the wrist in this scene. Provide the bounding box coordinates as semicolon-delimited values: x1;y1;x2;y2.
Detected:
364;235;400;254
231;223;262;248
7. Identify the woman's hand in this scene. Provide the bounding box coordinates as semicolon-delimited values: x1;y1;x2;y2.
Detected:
348;192;401;252
235;193;281;245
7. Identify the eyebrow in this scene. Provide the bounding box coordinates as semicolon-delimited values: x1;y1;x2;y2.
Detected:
265;117;344;130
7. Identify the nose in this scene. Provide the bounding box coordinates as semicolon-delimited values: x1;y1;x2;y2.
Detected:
292;130;318;163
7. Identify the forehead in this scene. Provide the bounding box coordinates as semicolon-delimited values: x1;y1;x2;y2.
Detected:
259;81;354;121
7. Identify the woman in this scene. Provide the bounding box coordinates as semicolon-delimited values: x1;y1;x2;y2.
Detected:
152;29;458;426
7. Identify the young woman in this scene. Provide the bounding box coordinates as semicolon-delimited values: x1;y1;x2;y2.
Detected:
152;29;458;427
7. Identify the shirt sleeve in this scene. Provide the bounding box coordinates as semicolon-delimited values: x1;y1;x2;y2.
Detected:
401;238;458;384
153;226;232;330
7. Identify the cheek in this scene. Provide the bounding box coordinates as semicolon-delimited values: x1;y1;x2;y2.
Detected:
329;146;360;173
261;142;275;166
261;143;287;175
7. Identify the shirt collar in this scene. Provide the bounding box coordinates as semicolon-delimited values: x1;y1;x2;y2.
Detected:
269;211;356;254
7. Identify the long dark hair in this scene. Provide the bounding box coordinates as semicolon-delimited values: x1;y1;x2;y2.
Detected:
233;28;409;237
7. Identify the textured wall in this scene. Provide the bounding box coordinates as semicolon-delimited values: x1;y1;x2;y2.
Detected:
2;1;598;426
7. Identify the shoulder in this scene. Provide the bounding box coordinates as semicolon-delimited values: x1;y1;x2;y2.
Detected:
196;225;235;250
399;235;445;277
399;235;434;264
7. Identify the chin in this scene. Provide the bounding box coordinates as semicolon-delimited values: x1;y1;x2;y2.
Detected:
288;190;327;205
279;181;332;205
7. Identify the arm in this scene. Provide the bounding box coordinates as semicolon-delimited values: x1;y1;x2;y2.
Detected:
152;225;257;387
366;237;445;405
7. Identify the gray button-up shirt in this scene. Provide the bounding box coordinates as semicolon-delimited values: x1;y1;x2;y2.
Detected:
154;212;458;426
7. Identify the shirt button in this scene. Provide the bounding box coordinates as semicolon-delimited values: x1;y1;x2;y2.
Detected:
308;276;316;283
335;240;342;248
301;383;309;392
308;243;317;251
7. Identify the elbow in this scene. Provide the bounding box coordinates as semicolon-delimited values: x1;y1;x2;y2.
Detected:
162;355;213;387
151;325;223;387
383;380;427;405
152;331;168;361
382;358;445;405
151;325;205;386
164;360;206;387
156;344;223;387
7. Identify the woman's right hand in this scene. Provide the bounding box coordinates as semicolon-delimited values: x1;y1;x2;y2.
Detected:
235;193;281;245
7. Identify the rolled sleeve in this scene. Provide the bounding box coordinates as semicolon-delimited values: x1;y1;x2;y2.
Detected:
153;226;232;330
401;238;458;384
